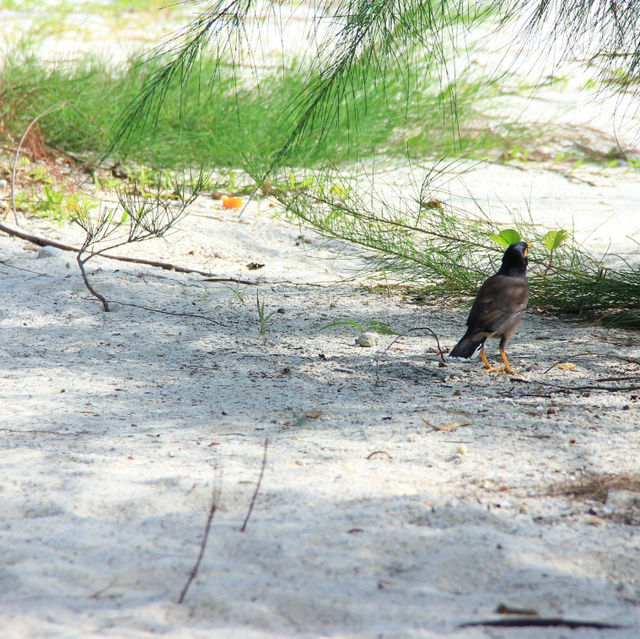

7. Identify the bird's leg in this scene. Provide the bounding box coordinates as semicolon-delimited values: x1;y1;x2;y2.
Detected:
499;347;513;374
480;347;501;372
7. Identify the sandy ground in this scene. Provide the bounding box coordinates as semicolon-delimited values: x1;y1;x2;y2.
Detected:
2;2;640;637
1;178;640;638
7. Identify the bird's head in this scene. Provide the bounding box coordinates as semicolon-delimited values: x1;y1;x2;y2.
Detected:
499;241;530;276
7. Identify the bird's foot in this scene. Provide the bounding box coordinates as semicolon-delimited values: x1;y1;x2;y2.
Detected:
481;349;514;374
482;364;514;374
482;364;505;374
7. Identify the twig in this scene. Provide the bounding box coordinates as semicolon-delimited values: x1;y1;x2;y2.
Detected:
108;300;229;326
78;252;110;311
413;327;447;365
240;438;268;533
178;474;221;604
510;377;640;393
386;326;446;365
201;277;258;284
11;102;70;226
0;220;255;281
543;352;640;374
495;603;538;616
366;450;392;459
598;374;640;383
374;325;446;386
460;618;625;629
420;415;473;432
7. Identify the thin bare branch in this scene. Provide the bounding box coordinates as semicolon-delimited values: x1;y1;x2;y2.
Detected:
178;473;222;604
240;438;268;533
77;253;110;311
0;220;254;280
543;352;640;374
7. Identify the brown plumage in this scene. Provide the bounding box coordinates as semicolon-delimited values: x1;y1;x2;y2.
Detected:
449;241;530;373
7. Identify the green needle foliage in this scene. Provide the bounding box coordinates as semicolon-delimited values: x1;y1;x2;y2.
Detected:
109;0;640;167
271;166;640;327
1;44;505;170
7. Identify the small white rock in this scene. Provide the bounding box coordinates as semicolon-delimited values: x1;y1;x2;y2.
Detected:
37;245;63;259
355;331;378;347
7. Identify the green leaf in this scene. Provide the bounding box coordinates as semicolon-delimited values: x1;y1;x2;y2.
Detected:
321;318;397;335
364;320;398;335
321;319;364;331
330;183;349;198
543;229;569;250
489;228;521;248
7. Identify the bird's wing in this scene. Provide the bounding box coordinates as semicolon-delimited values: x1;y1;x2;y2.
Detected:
468;275;529;334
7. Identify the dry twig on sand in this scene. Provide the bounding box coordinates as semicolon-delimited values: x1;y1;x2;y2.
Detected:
178;472;222;604
240;438;268;533
0;219;255;281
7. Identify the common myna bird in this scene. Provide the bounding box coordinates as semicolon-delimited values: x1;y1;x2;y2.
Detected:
449;241;530;373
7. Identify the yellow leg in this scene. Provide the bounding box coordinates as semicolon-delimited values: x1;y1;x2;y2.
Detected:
480;347;500;372
499;348;512;374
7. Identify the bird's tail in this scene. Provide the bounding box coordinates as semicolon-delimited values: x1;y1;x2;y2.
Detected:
449;336;484;359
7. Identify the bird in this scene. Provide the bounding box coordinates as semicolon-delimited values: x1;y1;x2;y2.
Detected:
449;241;530;373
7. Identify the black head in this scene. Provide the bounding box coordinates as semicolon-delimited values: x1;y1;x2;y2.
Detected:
498;241;529;277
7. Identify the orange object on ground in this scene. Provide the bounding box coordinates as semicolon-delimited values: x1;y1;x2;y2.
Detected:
222;197;243;209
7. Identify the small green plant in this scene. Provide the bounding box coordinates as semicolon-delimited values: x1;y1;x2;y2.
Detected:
225;284;246;304
322;318;398;335
489;228;521;247
506;146;531;162
94;173;125;192
18;185;97;223
256;291;277;335
542;229;569;277
25;165;55;184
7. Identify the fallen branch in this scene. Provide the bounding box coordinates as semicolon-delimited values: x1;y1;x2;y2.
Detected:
240;438;268;533
510;377;640;393
0;220;255;282
108;300;229;326
460;617;625;630
178;474;221;604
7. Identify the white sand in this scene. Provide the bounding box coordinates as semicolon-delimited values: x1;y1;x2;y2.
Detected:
2;3;640;637
1;190;640;638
